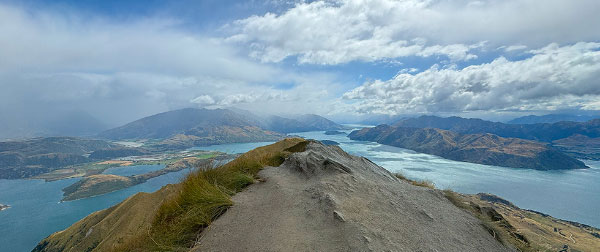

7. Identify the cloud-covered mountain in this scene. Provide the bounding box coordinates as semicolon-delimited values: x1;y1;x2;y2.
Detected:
98;108;345;148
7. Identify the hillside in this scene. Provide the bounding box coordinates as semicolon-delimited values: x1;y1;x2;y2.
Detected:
507;113;599;124
0;137;122;179
33;139;600;251
552;134;600;160
349;125;587;170
262;114;346;133
394;115;600;142
98;108;284;148
98;108;346;148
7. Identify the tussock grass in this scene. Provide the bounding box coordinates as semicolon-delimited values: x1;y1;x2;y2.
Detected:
113;138;307;251
394;173;435;189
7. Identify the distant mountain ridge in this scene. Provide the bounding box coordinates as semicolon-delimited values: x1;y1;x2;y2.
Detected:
261;114;346;133
394;115;600;142
98;108;345;143
349;125;588;170
0;137;121;179
507;114;599;124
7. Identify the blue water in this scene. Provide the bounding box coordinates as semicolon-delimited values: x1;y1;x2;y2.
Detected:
0;167;189;252
103;164;164;177
292;129;600;229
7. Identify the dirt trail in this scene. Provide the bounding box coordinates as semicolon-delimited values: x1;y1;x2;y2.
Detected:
193;141;512;252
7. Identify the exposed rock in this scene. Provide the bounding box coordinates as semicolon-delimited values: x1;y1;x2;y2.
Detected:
193;141;510;251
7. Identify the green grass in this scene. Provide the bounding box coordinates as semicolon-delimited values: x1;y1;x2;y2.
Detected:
113;138;307;251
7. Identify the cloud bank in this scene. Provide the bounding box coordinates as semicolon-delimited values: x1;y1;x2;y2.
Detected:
228;0;600;65
343;43;600;114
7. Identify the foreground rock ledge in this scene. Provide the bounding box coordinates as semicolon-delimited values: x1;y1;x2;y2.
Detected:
192;141;510;251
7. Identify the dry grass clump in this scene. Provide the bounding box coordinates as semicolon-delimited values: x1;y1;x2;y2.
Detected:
394;173;435;189
113;138;307;251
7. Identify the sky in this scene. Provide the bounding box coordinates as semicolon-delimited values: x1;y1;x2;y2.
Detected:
1;0;600;135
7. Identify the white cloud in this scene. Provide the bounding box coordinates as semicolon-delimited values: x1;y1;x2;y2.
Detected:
342;43;600;114
0;3;346;127
503;45;527;52
228;0;600;65
191;95;216;106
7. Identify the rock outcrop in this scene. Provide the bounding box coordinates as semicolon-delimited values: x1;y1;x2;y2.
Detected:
193;141;510;251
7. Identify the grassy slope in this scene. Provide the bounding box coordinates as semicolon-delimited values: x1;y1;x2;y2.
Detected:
34;138;306;252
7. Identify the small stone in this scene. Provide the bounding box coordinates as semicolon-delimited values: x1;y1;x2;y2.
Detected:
333;210;346;222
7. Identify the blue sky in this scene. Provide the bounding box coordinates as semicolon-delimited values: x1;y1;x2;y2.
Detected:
1;0;599;130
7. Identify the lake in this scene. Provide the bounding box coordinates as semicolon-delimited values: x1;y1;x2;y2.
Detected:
0;165;188;252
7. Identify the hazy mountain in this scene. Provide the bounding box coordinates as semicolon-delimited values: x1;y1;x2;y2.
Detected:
0;137;120;179
261;114;346;133
394;115;600;142
349;125;587;170
99;108;345;142
97;108;285;149
507;114;599;124
0;110;108;140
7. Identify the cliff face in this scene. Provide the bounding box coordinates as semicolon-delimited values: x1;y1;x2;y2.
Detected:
348;125;588;170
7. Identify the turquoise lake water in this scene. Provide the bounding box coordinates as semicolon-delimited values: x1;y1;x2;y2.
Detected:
0;165;188;252
1;131;599;251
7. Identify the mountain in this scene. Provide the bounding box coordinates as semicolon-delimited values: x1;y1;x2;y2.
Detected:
262;114;346;133
0;110;108;140
0;137;120;179
394;115;600;142
34;139;600;252
349;125;587;170
507;114;599;124
98;108;284;148
552;134;600;160
98;109;345;146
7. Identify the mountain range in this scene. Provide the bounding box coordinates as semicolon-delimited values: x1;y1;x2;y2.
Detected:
0;137;120;179
395;115;600;142
507;113;599;124
348;125;587;170
98;108;345;149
